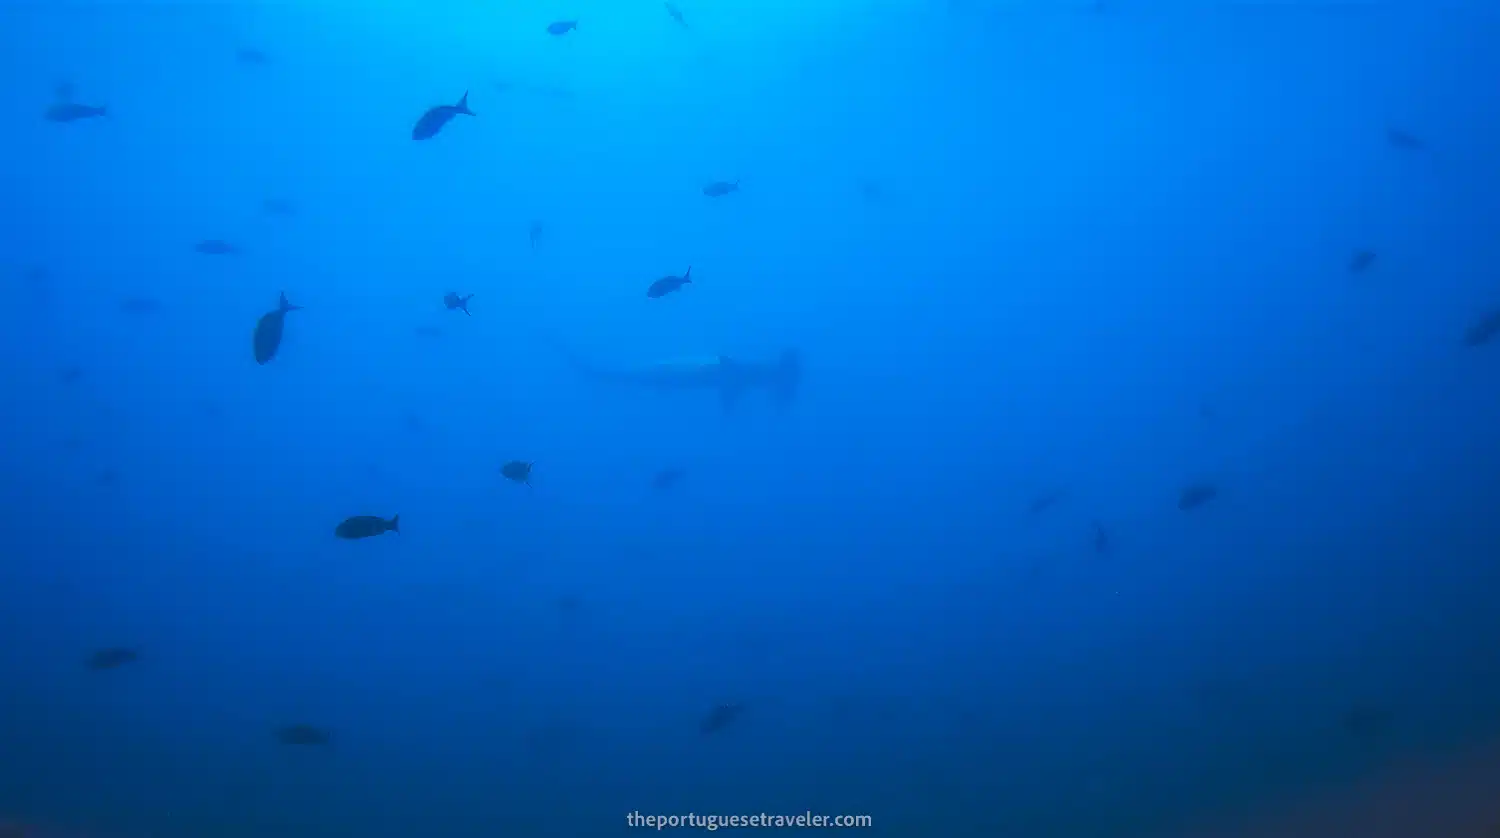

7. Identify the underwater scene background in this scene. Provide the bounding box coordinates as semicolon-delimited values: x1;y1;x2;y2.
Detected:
3;1;1500;836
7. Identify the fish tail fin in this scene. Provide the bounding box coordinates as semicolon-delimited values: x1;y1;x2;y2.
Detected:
456;91;474;116
388;514;400;534
683;266;692;282
278;291;301;312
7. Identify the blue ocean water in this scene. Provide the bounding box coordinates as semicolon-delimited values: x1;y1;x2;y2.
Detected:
3;1;1500;836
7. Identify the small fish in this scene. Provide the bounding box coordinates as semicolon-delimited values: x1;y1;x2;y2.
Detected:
236;46;270;65
45;102;106;122
1026;489;1067;516
261;197;295;216
665;2;689;27
411;91;475;141
529;219;545;250
699;702;743;734
195;239;239;255
1461;307;1500;347
1348;249;1376;273
252;291;301;365
443;291;474;315
1386;127;1426;151
546;20;578;35
652;467;685;490
119;296;160;314
703;180;739;197
500;460;534;486
334;514;399;539
276;724;332;746
646;266;692;298
86;647;138;670
857;178;883;202
1178;482;1217;511
1091;520;1110;554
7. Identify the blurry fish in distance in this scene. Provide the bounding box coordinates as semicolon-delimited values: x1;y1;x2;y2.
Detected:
647;266;692;298
236;46;270;65
501;461;534;486
276;724;331;746
195;239;239;255
665;2;690;27
443;291;474;315
529;219;545;249
546;20;578;35
703;180;739;197
699;702;743;734
1091;520;1110;554
652;467;685;490
1348;249;1376;273
86;647;138;670
1385;127;1426;151
1178;482;1218;511
261;197;295;216
411;91;474;141
44;81;106;123
334;515;399;539
1461;307;1500;348
1026;489;1067;516
252;291;301;364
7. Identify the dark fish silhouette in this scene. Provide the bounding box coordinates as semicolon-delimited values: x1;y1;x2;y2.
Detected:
86;647;138;670
195;239;239;255
546;20;578;35
529;219;545;249
411;91;474;140
1462;307;1500;347
334;514;399;539
1178;482;1218;511
261;197;295;216
236;46;270;65
57;365;84;384
252;291;301;364
501;460;534;486
699;702;743;734
665;2;689;27
1385;127;1426;151
652;467;686;490
647;266;692;298
703;180;739;197
45;102;106;122
443;291;474;315
1348;250;1376;273
1091;520;1110;554
1026;489;1067;516
276;724;331;746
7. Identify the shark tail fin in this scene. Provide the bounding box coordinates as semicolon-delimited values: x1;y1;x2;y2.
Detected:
683;266;692;283
770;348;801;408
456;91;474;116
278;291;301;313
